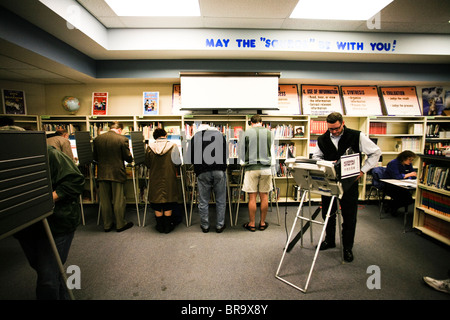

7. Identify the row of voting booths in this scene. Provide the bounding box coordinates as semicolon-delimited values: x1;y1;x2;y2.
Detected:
1;129;360;296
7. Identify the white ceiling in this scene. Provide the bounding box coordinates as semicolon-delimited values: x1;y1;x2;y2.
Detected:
77;0;450;33
0;0;449;84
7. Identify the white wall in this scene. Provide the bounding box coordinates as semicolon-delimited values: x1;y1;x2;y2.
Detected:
1;79;449;116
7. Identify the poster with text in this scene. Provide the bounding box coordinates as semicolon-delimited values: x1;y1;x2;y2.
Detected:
2;89;26;115
92;92;108;115
171;84;188;115
380;86;421;116
267;84;300;115
422;87;445;116
143;91;159;115
301;85;342;115
341;86;382;116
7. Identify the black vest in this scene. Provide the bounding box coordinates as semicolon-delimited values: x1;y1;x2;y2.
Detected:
317;126;361;161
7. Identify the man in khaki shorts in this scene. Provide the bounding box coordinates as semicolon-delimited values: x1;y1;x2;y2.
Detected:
239;115;273;232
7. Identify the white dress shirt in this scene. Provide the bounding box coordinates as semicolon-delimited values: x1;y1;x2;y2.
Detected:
312;128;381;174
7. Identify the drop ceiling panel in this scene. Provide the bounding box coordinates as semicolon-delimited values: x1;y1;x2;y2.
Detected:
199;0;298;18
204;17;284;29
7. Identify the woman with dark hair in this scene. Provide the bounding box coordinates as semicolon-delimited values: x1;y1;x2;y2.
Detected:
144;128;181;233
385;150;417;215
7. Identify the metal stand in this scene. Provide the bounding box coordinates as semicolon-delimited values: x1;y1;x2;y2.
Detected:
275;158;344;293
42;218;75;300
131;164;141;227
275;189;342;293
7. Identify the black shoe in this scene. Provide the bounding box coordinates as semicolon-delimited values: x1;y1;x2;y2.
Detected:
319;240;336;250
343;249;354;262
163;215;175;234
104;224;115;232
216;225;226;233
201;226;210;233
117;222;133;232
155;216;164;233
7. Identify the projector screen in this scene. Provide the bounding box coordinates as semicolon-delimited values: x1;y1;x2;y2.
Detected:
180;75;279;110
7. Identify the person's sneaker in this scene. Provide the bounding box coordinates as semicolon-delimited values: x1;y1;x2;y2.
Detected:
201;226;210;233
423;277;450;294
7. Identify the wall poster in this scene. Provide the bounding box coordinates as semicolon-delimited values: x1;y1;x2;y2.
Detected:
380;86;421;116
2;89;26;115
268;84;300;115
301;85;342;115
143;91;159;115
172;84;188;115
341;86;382;116
422;87;446;116
92;92;108;115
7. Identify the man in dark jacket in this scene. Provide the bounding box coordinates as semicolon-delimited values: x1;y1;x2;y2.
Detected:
188;124;227;233
93;121;134;232
313;112;381;262
16;145;85;299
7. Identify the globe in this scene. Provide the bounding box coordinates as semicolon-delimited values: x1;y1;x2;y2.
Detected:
62;96;80;114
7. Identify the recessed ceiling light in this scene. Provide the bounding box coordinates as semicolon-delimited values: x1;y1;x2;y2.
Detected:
105;0;201;17
290;0;394;20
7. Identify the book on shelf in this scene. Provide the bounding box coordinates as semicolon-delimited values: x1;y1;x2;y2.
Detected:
42;123;80;134
310;120;327;134
233;126;243;138
274;143;295;159
400;137;421;152
164;125;181;135
420;190;450;217
269;187;280;201
408;123;423;135
270;124;294;139
228;140;238;158
420;163;450;190
276;162;293;178
369;122;387;134
423;214;450;238
426;124;440;137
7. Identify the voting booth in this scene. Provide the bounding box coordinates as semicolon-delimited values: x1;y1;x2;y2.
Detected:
275;157;346;293
0;131;74;299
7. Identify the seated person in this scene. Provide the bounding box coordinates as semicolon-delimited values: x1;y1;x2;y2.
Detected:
385;150;417;215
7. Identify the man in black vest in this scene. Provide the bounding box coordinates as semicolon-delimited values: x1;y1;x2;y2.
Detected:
313;112;381;262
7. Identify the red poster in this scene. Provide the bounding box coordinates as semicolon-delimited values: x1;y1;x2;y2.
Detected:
92;92;108;115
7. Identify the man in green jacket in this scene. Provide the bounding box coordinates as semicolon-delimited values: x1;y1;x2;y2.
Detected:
15;145;85;299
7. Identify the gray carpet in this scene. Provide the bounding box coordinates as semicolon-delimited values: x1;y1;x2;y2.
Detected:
1;201;449;301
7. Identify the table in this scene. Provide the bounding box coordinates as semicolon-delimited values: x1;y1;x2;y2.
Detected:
380;179;416;232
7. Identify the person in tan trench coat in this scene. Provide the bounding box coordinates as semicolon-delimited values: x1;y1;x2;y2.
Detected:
145;128;181;233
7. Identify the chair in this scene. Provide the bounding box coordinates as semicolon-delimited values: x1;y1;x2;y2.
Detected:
367;166;387;219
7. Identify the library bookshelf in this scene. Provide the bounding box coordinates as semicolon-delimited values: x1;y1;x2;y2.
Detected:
2;113;449;210
414;154;450;245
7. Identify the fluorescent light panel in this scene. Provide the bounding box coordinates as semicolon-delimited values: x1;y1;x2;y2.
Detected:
290;0;394;20
105;0;200;17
